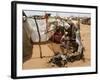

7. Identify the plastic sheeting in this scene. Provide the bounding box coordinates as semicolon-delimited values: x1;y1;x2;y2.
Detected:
24;18;52;42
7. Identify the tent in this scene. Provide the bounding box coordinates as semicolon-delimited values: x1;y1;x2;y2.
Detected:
23;11;84;63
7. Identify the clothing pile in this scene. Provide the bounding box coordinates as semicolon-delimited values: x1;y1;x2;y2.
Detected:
48;48;84;67
48;52;67;67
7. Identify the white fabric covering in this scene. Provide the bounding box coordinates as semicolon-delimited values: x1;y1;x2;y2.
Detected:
24;18;51;42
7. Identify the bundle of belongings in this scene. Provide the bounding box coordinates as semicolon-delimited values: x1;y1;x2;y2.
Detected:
48;52;68;67
49;47;84;67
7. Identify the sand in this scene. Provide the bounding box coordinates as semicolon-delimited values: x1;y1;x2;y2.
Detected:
22;23;91;69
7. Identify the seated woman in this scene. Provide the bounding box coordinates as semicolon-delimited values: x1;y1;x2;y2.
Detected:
49;29;63;43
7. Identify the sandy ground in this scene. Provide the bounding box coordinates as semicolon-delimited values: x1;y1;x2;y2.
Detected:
22;23;91;69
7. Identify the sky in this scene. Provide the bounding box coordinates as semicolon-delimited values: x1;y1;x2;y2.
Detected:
24;10;91;17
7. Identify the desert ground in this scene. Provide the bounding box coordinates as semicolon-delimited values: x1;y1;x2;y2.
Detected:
22;21;91;69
